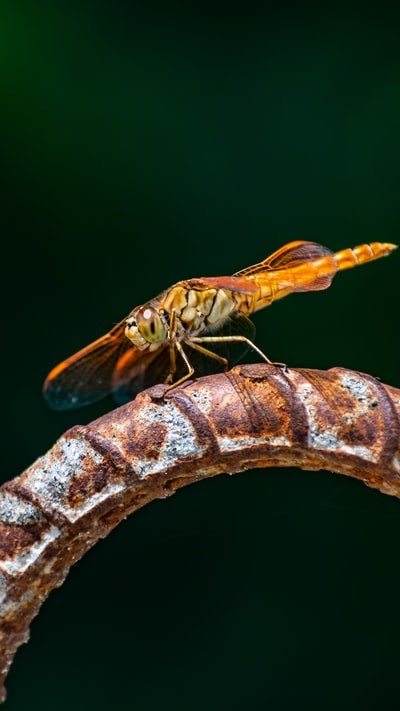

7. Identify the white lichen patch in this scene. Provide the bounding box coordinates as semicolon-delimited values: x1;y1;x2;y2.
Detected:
0;491;44;526
0;570;8;606
132;401;205;477
0;526;60;576
339;373;378;415
218;434;290;452
187;387;213;415
297;380;377;462
22;436;125;523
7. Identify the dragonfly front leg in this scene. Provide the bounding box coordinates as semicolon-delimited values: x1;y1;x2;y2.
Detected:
164;341;177;384
164;309;178;384
164;341;195;392
163;310;196;391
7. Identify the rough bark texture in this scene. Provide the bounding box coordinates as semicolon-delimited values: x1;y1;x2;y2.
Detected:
1;364;399;701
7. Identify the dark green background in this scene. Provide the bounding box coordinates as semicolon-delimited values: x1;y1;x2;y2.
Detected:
1;3;400;709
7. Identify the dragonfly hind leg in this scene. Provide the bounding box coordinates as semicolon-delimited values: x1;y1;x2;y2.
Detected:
163;335;286;396
190;335;287;369
187;340;229;369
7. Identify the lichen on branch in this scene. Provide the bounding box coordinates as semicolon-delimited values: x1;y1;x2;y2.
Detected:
0;363;399;702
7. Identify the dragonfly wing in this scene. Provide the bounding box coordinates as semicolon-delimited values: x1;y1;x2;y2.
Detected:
234;240;337;292
43;320;133;410
112;344;171;404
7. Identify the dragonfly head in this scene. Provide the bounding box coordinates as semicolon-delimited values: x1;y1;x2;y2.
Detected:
125;305;167;351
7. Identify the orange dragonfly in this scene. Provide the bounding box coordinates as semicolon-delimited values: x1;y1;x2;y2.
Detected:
43;240;397;409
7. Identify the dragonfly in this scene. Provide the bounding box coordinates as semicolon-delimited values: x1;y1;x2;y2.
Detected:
43;240;397;410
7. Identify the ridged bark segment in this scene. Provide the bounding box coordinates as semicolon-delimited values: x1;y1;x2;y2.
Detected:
1;364;399;701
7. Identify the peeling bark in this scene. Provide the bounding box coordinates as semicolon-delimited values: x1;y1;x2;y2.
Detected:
1;364;399;701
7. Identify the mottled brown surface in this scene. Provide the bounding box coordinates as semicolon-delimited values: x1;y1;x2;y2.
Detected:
1;364;400;702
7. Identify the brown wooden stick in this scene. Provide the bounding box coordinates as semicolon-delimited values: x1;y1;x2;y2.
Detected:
1;363;399;701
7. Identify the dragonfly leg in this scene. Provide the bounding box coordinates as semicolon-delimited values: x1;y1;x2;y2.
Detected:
186;340;229;370
164;342;177;384
164;341;195;393
190;335;286;368
168;309;178;339
164;309;179;385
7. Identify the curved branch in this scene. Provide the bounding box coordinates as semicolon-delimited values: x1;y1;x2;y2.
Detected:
1;364;399;701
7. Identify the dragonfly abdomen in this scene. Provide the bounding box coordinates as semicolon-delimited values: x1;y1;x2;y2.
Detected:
334;242;397;271
248;241;397;314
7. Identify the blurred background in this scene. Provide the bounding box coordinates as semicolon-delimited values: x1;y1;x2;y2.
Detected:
1;2;400;709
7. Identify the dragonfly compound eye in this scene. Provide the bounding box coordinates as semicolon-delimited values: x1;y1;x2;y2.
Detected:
135;306;167;344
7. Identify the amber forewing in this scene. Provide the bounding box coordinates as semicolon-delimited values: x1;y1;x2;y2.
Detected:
43;320;133;409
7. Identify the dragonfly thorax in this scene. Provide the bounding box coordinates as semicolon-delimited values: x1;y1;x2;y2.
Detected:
161;283;247;334
125;305;168;351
